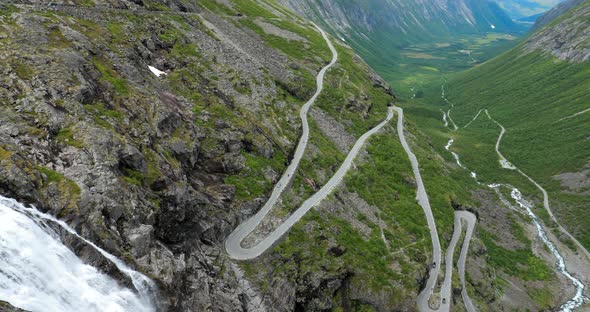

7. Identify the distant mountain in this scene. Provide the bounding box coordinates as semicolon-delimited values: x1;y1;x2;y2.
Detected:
533;0;585;28
494;0;566;19
279;0;522;45
277;0;525;86
517;12;544;23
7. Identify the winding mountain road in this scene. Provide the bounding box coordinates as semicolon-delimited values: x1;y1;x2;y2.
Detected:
441;85;458;130
225;24;337;260
225;106;394;259
420;85;480;312
440;211;477;312
225;26;400;260
458;212;477;312
392;107;443;312
226;30;477;312
463;109;483;129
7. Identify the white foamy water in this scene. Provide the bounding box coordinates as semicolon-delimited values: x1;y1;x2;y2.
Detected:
445;130;585;311
509;188;585;311
445;139;464;168
0;195;157;312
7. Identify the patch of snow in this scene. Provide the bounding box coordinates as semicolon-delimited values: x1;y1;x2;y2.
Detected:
148;66;167;77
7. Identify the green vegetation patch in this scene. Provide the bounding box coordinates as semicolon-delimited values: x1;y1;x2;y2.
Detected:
106;22;126;44
225;151;286;201
122;168;144;187
84;102;124;129
37;166;81;216
92;57;130;96
56;127;85;148
480;230;553;281
0;4;20;17
143;1;171;11
0;146;13;161
48;27;72;49
13;62;34;80
527;286;554;310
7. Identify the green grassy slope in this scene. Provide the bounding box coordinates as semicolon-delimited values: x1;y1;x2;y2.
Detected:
386;4;590;306
445;47;590;247
440;0;590;247
404;0;590;249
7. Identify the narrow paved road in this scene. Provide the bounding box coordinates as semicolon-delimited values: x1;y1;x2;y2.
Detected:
457;212;477;312
225;106;394;259
441;85;458;131
225;24;337;260
225;26;400;260
440;211;477;312
484;110;516;170
439;104;484;311
391;107;442;312
463;109;483;129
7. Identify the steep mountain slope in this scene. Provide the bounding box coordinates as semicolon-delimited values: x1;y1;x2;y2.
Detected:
0;0;580;311
0;0;477;311
517;12;544;23
527;0;590;60
0;0;402;310
279;0;521;43
533;0;585;28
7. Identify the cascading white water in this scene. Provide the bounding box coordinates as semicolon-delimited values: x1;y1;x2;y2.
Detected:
445;139;464;168
0;195;156;312
445;138;585;311
509;188;585;311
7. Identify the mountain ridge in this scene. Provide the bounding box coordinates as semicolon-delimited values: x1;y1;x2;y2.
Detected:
533;0;585;29
494;0;566;18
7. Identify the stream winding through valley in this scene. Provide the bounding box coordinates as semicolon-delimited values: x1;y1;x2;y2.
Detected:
442;88;587;311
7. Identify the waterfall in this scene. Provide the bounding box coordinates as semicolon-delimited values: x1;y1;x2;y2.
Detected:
0;195;157;312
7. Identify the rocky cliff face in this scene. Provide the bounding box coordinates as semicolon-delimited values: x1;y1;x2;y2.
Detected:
0;301;26;312
0;0;405;310
0;1;327;310
525;0;590;62
0;1;573;311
